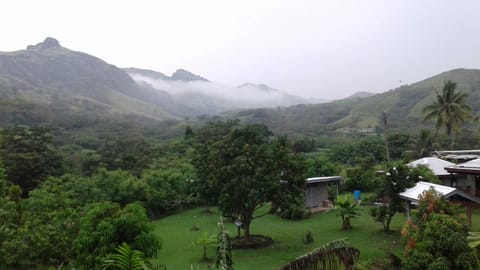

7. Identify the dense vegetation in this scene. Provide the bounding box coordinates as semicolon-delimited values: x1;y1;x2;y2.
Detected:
1;45;479;269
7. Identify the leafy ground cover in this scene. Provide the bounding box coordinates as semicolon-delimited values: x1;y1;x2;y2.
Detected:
152;204;403;270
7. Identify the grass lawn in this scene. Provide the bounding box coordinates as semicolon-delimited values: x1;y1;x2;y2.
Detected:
151;204;407;270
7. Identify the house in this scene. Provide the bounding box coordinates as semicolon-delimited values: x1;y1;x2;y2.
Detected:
445;158;480;197
305;176;343;209
399;181;480;226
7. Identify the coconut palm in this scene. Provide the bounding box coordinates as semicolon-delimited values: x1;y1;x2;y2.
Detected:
423;80;472;149
414;129;434;158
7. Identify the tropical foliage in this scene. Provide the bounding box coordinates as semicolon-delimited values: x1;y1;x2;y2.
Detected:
193;232;217;261
401;189;476;270
103;242;151;270
423;80;472;149
193;121;306;240
278;239;360;270
336;196;360;230
369;163;418;232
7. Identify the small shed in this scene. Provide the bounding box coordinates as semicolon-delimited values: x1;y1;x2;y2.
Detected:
399;181;480;227
305;176;343;209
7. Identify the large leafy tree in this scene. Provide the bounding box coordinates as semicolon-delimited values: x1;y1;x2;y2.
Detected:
423;80;472;149
0;126;64;195
193;122;305;240
192;120;240;205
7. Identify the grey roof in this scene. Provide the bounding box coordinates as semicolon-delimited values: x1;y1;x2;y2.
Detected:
446;158;480;174
399;181;480;204
407;157;454;176
306;176;343;184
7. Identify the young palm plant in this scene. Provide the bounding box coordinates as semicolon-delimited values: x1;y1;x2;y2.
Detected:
193;232;217;261
336;196;360;230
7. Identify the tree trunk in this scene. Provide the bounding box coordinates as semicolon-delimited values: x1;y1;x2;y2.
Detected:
450;133;455;150
384;214;393;232
243;218;251;240
342;217;352;230
203;245;208;260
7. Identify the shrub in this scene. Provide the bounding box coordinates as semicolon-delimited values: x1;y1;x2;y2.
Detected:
302;231;314;244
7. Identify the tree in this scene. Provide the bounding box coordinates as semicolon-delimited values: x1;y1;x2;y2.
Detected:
192;120;240;205
413;129;434;158
0;126;63;195
193;122;305;240
387;133;414;160
270;136;307;220
305;156;339;178
336;196;360;230
72;202;160;269
98;137;156;177
369;163;417;232
193;232;216;261
401;189;476;270
423;80;472;149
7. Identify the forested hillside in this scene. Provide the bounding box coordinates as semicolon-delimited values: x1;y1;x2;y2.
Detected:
223;69;480;136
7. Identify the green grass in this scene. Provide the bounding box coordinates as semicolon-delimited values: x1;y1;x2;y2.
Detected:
151;205;406;270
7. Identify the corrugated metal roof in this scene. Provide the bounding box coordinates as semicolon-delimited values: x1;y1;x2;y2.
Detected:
399;181;455;202
306;176;343;184
407;157;454;176
445;158;480;174
399;181;480;204
452;158;480;168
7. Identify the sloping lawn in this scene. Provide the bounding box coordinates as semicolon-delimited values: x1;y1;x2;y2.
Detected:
151;205;407;270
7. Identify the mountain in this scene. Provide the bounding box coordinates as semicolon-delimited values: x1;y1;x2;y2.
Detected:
345;91;376;99
171;69;208;82
222;68;480;136
0;37;178;126
125;68;324;115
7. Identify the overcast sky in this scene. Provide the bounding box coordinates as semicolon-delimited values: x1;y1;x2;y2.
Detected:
2;0;480;100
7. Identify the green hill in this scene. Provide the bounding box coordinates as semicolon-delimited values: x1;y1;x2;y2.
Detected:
0;37;178;126
222;68;480;136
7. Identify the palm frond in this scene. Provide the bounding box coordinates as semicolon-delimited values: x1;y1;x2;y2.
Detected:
278;239;360;270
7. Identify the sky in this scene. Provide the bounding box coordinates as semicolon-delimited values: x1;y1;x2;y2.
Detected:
2;0;480;100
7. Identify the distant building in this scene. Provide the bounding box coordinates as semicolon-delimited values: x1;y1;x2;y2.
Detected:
446;158;480;197
305;176;343;209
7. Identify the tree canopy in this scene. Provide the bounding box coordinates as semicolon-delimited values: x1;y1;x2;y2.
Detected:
193;122;306;240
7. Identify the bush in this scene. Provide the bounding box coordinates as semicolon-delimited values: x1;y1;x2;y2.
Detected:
302;231;314;244
72;202;160;269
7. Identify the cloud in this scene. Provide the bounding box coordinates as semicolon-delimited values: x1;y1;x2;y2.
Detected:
127;72;315;109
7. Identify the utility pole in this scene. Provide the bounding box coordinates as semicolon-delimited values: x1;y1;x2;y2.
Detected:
383;111;390;162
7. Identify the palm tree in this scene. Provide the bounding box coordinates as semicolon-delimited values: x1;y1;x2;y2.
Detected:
414;129;434;158
423;80;472;149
